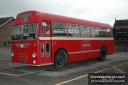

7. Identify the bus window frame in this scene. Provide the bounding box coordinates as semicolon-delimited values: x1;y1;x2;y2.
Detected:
90;26;99;38
45;22;50;37
40;22;45;37
46;42;50;57
67;23;80;37
11;25;23;35
23;23;38;33
99;27;107;38
40;21;51;37
80;24;91;38
11;25;23;41
22;23;38;40
52;21;68;37
40;43;44;57
107;28;113;38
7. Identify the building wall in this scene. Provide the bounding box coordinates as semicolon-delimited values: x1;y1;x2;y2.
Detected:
0;20;13;46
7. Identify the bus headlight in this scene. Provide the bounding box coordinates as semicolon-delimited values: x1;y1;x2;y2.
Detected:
11;52;14;57
32;53;37;58
33;60;36;64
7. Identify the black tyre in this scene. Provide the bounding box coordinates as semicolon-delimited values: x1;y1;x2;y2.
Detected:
54;50;67;70
98;47;106;61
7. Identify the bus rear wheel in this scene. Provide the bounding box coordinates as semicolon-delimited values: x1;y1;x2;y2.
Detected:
54;49;67;70
97;47;106;61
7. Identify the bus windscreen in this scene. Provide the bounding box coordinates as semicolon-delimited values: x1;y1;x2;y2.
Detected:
11;26;22;40
11;23;37;40
23;23;37;40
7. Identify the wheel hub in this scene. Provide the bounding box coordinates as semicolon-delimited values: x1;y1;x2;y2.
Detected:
57;56;64;65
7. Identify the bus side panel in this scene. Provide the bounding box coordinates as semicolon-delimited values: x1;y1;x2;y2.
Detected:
68;40;82;62
98;40;113;56
81;40;92;60
91;40;100;58
51;40;69;62
98;40;114;56
107;40;114;55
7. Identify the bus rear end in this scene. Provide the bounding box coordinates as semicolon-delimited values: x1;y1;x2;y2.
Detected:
11;11;40;66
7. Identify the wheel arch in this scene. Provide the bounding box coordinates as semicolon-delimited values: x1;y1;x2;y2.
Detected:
101;45;107;54
54;47;68;63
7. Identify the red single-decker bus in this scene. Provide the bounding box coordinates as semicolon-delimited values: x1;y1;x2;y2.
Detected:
11;10;114;69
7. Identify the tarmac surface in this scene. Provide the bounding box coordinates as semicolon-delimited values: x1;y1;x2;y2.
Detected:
0;47;128;85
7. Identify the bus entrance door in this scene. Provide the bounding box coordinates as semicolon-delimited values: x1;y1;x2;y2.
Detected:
40;21;52;64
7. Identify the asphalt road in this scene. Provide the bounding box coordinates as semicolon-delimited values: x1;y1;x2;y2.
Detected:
0;47;128;85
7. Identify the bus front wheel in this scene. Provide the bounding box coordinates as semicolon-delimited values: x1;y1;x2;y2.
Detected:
54;49;67;70
98;47;107;61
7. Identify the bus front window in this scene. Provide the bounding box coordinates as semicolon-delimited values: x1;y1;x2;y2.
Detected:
23;23;37;40
11;26;22;40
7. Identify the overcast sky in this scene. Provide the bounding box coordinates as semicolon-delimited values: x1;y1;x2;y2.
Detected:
0;0;128;26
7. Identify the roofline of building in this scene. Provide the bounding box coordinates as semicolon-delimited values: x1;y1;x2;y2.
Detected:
115;19;128;21
0;17;15;28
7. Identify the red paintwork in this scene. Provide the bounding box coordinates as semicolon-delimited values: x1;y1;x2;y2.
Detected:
11;10;114;66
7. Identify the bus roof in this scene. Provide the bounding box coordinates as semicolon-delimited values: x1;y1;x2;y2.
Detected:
14;10;112;28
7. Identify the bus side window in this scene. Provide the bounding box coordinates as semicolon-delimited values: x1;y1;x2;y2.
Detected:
52;22;67;36
99;28;106;37
80;25;90;37
41;23;44;36
91;26;99;37
68;23;80;37
41;44;44;57
107;28;113;37
46;43;50;56
46;23;50;36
